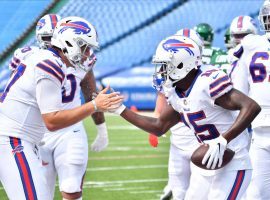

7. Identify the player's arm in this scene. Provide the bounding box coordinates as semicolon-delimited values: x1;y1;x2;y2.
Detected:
80;69;105;125
120;102;180;136
81;69;109;151
215;88;261;142
148;92;167;147
38;78;122;131
154;92;167;117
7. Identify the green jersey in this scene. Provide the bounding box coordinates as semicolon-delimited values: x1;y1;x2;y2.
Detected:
210;49;231;74
202;46;220;65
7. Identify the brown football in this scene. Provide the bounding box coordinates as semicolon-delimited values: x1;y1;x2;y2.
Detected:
191;144;235;170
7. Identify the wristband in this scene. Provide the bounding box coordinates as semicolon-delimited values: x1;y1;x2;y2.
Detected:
114;104;126;115
91;99;98;111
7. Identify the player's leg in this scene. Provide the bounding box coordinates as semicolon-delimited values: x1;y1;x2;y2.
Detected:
0;136;50;200
39;134;58;200
184;165;212;200
167;143;192;200
244;127;270;200
208;169;251;200
54;125;88;200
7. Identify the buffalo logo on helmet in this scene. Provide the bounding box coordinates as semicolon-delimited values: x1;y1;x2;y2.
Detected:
162;39;194;55
36;18;46;30
59;21;91;35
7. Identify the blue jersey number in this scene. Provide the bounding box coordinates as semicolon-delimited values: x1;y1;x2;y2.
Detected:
250;52;269;83
21;46;32;53
0;64;26;102
62;74;77;103
186;110;220;142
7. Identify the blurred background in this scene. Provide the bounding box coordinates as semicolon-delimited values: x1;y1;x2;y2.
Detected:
0;1;265;199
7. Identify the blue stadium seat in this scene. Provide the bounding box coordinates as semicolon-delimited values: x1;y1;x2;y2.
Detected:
0;0;53;52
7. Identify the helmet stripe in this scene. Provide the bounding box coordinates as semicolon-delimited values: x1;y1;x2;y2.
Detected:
60;22;89;31
49;14;58;29
237;16;243;28
183;29;190;37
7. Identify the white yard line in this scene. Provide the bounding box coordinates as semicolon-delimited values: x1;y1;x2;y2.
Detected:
89;154;168;160
129;190;162;194
104;146;168;152
87;164;167;171
84;178;167;186
108;125;140;130
103;186;148;191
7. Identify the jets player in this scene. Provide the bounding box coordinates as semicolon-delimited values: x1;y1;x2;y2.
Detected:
109;35;261;199
156;29;202;200
0;16;122;200
194;23;220;64
10;14;110;200
231;2;270;199
210;28;232;73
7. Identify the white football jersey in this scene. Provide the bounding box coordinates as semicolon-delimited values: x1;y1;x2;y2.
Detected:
232;34;270;128
61;66;88;110
166;65;251;172
170;122;199;151
45;57;94;135
9;46;39;72
0;48;66;144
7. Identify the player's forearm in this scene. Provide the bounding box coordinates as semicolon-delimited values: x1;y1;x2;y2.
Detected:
81;70;97;102
43;102;95;131
153;93;166;117
223;99;261;143
121;109;167;136
81;71;106;125
92;112;105;125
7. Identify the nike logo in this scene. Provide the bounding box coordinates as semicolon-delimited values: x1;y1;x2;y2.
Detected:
213;73;219;79
73;130;80;133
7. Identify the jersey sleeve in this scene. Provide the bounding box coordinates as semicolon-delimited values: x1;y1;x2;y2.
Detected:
230;56;249;95
35;58;65;87
8;48;22;71
208;69;233;100
36;78;62;114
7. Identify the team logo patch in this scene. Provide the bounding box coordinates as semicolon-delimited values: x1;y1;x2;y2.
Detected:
12;145;24;155
162;39;194;55
59;21;91;35
36;19;46;30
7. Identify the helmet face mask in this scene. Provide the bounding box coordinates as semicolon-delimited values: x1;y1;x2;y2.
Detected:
51;16;99;70
259;2;270;36
152;64;166;92
152;35;202;89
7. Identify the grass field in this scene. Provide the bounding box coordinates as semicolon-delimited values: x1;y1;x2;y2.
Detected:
0;113;170;200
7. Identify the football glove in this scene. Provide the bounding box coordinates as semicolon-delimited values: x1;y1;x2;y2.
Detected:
91;122;109;152
202;135;227;169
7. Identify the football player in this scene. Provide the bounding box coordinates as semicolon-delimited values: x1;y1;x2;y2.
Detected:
9;14;110;200
109;35;260;199
155;29;202;200
36;14;108;200
211;16;257;76
193;23;220;65
210;28;231;74
0;16;122;200
231;2;270;199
